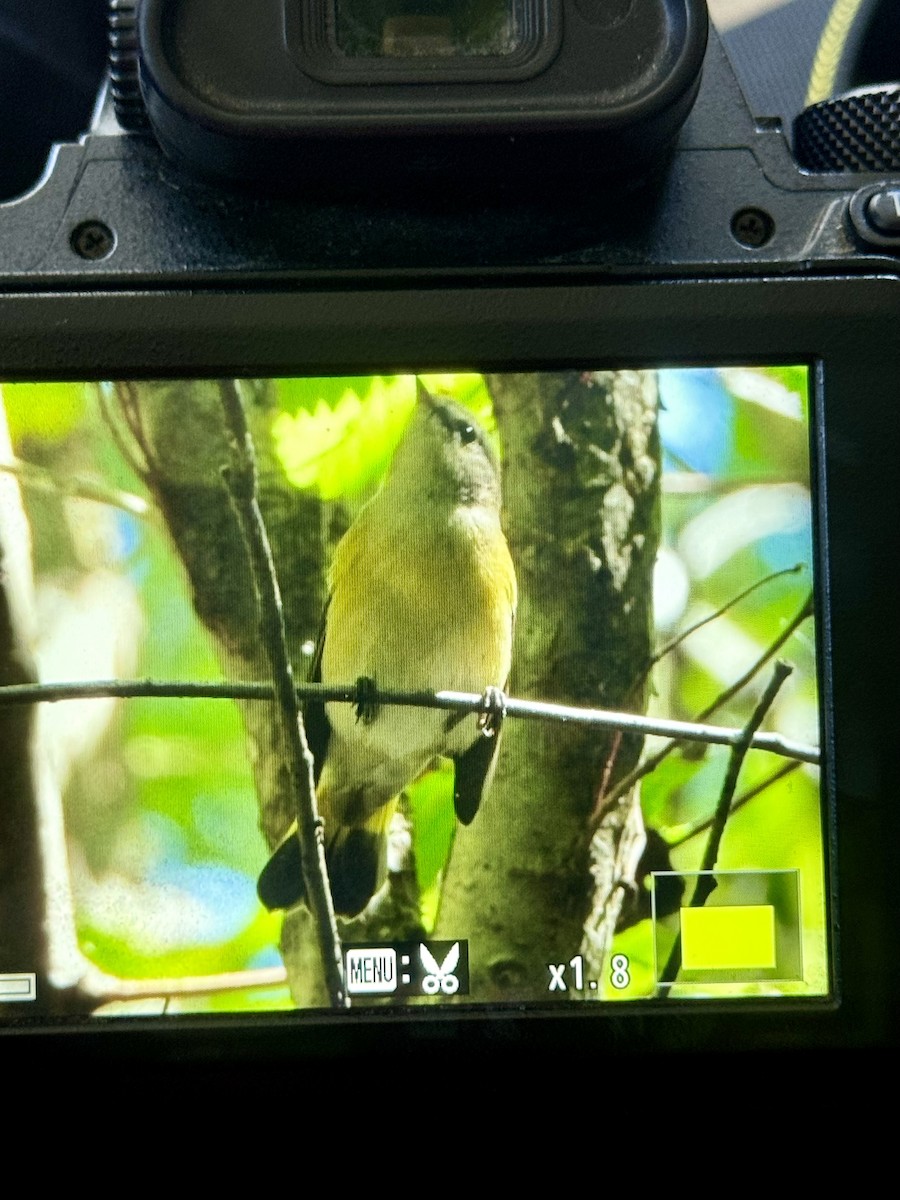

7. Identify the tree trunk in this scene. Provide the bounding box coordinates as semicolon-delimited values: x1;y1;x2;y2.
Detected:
434;371;660;1002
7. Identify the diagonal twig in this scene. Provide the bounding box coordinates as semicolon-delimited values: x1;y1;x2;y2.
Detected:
659;659;794;991
218;379;347;1010
642;563;804;685
597;591;814;817
592;564;805;821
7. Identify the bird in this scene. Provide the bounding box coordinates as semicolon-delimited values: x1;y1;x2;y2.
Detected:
257;381;517;917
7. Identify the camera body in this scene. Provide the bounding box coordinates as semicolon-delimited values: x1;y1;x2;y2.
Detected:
1;3;896;281
0;2;898;1060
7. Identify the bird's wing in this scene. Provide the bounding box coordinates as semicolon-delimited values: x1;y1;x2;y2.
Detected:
304;596;332;783
257;824;302;910
451;593;515;825
451;718;503;825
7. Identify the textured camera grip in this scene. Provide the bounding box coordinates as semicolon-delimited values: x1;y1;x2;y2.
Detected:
794;86;900;172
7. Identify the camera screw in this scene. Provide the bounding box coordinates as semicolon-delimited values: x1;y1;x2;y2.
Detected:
70;221;117;261
731;208;775;249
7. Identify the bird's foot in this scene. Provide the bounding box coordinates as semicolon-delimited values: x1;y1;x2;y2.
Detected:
477;685;507;738
354;675;379;724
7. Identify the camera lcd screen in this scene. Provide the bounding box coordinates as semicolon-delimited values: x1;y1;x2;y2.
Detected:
0;366;829;1022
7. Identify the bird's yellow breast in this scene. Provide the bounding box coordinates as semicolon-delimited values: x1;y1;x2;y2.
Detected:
323;498;515;697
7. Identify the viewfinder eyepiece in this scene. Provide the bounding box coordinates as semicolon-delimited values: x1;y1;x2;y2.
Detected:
130;0;709;189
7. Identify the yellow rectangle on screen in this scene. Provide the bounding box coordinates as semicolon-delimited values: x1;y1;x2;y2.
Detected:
680;905;777;970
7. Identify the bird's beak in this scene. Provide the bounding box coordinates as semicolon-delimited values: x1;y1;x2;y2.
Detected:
416;377;436;410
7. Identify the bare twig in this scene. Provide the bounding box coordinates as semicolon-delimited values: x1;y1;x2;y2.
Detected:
80;963;288;1003
218;379;346;1010
0;677;820;765
598;591;815;813
592;565;805;821
662;473;806;494
660;660;794;990
0;456;151;517
699;661;794;880
645;564;804;680
108;381;154;481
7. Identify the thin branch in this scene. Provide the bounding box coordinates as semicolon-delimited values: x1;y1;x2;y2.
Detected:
218;379;347;1010
0;677;820;764
591;562;806;820
0;456;151;517
597;591;815;813
695;591;813;722
660;660;794;990
107;381;154;482
646;563;804;679
698;661;794;880
595;561;806;816
80;963;288;1004
662;473;807;494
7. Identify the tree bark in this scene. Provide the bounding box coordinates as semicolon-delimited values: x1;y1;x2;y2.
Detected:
112;380;332;1002
434;371;660;1002
112;380;327;844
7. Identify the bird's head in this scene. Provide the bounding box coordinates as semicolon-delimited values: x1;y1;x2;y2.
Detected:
385;381;501;511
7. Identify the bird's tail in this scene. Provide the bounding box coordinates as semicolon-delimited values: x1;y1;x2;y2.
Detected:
257;802;397;917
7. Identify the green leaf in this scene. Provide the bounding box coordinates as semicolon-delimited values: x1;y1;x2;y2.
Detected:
406;761;457;933
2;382;88;444
272;376;415;498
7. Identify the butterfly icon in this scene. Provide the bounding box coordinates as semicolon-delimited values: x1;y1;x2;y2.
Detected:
420;942;460;995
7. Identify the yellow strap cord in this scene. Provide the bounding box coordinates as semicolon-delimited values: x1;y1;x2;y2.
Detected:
805;0;867;106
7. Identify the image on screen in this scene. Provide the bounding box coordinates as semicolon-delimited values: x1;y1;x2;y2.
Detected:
0;368;828;1019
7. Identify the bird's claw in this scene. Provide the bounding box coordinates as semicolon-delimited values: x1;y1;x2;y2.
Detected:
477;685;507;738
354;675;379;724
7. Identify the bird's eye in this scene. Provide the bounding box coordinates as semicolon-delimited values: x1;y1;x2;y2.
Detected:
458;422;477;444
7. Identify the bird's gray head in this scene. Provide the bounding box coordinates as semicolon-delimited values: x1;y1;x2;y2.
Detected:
386;384;502;510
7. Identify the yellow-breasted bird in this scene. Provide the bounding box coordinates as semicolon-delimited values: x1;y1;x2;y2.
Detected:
257;382;517;916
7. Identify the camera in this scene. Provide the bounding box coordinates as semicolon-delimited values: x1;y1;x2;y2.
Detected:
0;0;898;1066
